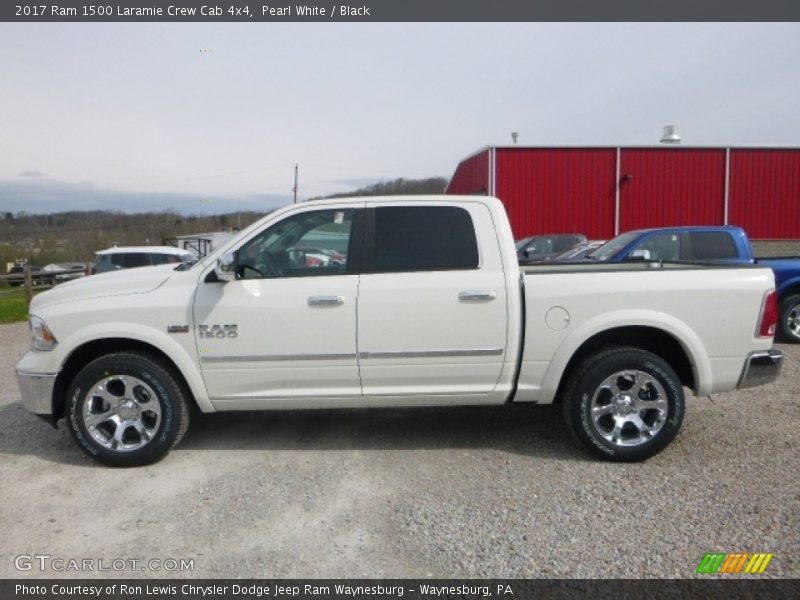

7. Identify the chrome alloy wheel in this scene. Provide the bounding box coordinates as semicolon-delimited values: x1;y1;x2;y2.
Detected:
589;370;668;447
82;375;162;452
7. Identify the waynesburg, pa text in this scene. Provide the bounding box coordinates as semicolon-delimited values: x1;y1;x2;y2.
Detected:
15;583;515;598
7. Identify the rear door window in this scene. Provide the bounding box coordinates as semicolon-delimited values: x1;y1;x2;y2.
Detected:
552;236;580;253
371;206;479;272
682;232;739;260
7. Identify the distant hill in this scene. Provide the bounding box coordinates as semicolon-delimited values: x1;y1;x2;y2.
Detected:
0;210;266;269
312;177;448;200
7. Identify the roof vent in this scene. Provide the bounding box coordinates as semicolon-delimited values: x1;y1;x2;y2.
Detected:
660;125;682;144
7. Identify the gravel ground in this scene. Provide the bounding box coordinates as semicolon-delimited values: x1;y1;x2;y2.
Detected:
0;320;797;579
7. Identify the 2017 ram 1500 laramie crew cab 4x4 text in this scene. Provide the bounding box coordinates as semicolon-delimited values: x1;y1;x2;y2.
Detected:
16;196;784;466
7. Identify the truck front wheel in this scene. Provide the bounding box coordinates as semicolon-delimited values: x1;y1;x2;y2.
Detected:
65;352;190;467
562;347;685;461
778;294;800;343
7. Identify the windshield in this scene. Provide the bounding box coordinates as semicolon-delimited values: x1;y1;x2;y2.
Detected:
515;237;533;251
586;232;642;261
553;244;595;261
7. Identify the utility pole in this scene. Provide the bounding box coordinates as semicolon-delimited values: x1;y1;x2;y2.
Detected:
293;163;299;203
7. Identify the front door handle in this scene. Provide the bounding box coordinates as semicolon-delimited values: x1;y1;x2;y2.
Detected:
458;291;497;302
308;295;345;306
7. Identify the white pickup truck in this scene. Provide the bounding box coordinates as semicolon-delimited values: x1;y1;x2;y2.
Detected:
16;196;784;466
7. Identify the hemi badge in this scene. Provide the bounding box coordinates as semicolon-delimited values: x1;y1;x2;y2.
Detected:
167;325;190;334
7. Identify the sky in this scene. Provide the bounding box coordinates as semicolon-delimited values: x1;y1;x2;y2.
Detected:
1;22;799;215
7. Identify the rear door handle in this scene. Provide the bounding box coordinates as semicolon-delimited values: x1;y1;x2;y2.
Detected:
308;295;345;306
458;291;497;302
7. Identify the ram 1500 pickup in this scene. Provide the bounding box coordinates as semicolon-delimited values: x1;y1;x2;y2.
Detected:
15;196;784;466
583;226;800;343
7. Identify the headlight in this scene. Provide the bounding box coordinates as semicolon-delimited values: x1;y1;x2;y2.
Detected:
30;315;58;351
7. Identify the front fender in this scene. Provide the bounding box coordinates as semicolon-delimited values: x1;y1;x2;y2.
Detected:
54;322;213;413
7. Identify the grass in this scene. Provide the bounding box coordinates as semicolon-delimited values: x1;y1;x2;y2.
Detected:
0;287;31;324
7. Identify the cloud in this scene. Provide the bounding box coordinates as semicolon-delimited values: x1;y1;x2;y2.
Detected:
18;170;47;178
0;178;291;215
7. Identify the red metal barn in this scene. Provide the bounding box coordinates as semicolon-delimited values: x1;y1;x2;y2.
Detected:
446;146;800;240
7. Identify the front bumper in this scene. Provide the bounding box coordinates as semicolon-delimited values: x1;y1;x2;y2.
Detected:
16;370;57;415
737;349;784;390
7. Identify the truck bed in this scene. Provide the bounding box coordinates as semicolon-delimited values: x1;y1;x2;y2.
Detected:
515;262;775;404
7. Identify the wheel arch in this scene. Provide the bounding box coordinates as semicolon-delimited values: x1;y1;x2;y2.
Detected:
551;325;697;405
52;338;207;423
776;277;800;300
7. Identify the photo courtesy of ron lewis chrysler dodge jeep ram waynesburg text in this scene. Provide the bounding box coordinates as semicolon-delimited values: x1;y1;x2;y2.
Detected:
16;196;784;466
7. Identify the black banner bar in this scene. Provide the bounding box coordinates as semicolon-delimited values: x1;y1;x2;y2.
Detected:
3;0;800;22
3;579;800;600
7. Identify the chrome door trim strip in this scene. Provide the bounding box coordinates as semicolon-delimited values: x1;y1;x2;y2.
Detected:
359;348;504;359
202;348;504;363
201;353;357;363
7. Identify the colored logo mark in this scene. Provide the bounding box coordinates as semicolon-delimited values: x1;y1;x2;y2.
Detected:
696;552;773;574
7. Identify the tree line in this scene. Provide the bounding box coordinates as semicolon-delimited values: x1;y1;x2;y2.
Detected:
0;211;265;270
311;177;448;200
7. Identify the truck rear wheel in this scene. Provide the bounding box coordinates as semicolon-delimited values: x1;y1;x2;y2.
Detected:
778;294;800;343
562;347;685;461
65;352;190;467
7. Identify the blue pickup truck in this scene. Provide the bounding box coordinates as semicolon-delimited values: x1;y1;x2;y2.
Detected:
584;226;800;343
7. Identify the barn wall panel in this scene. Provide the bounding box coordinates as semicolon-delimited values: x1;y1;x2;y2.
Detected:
494;148;617;239
618;149;726;231
729;149;800;239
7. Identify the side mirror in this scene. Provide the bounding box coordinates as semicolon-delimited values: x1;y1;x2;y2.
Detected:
211;251;236;282
627;249;651;261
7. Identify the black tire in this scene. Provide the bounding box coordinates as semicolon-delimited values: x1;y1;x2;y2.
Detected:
562;347;685;461
778;294;800;343
66;352;190;467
